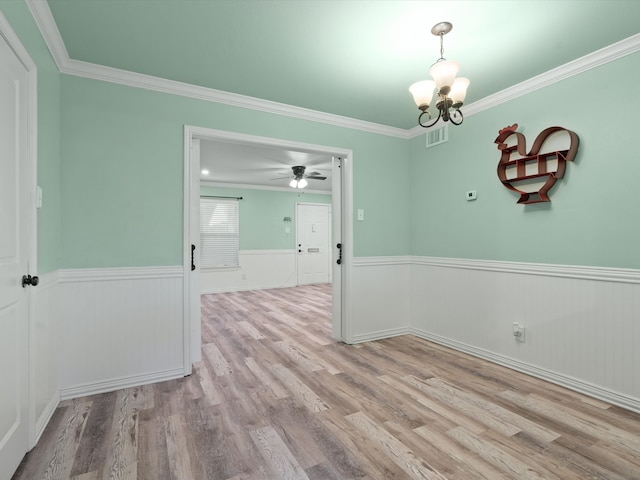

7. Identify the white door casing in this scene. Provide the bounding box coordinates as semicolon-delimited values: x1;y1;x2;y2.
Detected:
296;203;331;286
188;138;201;365
331;156;344;340
0;13;37;479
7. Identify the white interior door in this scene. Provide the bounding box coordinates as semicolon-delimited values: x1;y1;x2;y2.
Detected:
0;30;31;479
296;203;331;285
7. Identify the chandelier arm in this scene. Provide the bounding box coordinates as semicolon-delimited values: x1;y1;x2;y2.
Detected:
449;109;464;126
418;110;442;129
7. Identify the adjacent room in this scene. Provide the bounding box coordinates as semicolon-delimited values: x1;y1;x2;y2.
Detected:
1;1;640;478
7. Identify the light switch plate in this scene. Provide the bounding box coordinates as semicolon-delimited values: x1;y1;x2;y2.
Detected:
357;209;364;221
466;190;477;201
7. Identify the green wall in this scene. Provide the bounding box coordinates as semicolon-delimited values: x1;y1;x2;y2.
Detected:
0;2;61;273
409;51;640;269
3;2;638;271
200;185;330;251
59;75;410;268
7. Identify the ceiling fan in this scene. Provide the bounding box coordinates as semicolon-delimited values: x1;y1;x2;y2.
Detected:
272;165;327;189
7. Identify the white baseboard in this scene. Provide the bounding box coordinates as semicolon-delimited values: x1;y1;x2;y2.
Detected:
351;327;410;344
409;327;640;415
60;368;185;400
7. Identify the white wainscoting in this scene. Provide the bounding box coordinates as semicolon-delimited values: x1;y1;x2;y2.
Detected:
58;266;185;399
201;249;297;294
350;256;411;343
409;256;640;413
31;270;60;444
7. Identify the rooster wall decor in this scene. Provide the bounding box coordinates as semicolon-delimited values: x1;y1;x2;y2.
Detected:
495;124;579;204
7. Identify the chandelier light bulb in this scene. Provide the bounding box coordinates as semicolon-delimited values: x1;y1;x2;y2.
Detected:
450;77;470;107
429;60;460;93
409;80;436;109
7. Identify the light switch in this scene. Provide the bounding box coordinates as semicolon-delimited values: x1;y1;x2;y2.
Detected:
357;209;365;221
285;227;290;234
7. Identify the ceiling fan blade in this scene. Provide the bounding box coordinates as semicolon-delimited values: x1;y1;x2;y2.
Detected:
270;176;291;180
304;175;327;180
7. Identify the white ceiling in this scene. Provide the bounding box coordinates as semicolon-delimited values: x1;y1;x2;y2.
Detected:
199;140;333;192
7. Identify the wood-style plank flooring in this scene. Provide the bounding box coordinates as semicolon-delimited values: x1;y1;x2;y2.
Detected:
13;284;640;479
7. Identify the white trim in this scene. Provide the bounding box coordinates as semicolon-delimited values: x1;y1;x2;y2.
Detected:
351;327;410;344
354;255;640;284
27;0;640;140
353;256;412;267
59;266;183;283
200;180;331;196
25;0;407;139
25;0;68;70
411;256;640;284
60;368;185;400
409;328;640;415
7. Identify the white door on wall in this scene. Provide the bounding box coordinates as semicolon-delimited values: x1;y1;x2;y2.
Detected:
296;203;331;285
0;30;31;479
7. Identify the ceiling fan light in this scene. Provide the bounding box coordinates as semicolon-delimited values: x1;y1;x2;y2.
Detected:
429;59;459;92
297;178;308;189
409;80;436;109
289;179;298;188
449;77;470;106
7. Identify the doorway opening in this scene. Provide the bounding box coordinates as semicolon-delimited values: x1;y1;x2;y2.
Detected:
183;126;353;371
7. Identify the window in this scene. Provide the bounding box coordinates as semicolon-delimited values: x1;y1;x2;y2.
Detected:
200;197;239;268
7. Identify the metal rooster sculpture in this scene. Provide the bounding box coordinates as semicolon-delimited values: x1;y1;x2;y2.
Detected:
495;124;579;204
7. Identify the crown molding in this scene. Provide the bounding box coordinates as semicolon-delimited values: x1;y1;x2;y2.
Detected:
27;0;640;141
407;32;640;139
25;0;409;139
200;180;331;195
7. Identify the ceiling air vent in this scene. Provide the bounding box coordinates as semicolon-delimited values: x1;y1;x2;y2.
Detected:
425;124;449;148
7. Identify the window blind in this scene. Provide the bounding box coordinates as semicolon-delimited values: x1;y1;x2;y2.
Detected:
200;197;239;268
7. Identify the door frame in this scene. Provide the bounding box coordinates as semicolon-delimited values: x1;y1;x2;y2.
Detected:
295;202;332;286
0;10;38;451
183;125;354;372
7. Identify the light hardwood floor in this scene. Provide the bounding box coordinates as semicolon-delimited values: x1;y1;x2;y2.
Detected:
12;284;640;479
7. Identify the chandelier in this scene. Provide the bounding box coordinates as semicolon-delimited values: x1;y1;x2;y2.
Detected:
409;22;469;128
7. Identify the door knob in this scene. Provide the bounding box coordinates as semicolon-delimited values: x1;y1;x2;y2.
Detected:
22;275;39;288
